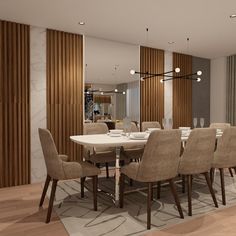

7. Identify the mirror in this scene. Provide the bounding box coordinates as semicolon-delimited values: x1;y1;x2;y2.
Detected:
84;36;140;124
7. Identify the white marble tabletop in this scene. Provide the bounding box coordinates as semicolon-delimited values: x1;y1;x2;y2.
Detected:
70;134;147;147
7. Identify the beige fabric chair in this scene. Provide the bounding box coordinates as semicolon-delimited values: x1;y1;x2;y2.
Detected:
178;128;218;216
83;123;116;178
212;127;236;205
120;130;184;229
210;122;233;177
141;121;161;132
38;128;100;223
116;122;144;161
210;123;231;130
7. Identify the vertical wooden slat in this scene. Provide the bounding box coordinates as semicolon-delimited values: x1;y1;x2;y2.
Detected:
0;20;30;188
173;53;192;128
46;29;83;161
140;46;164;124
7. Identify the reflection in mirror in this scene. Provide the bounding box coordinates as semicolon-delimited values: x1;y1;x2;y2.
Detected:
85;36;140;126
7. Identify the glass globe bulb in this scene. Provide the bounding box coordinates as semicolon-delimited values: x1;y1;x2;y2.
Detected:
175;67;180;73
197;70;202;76
114;89;118;92
101;92;104;95
130;69;135;75
122;91;126;95
160;79;164;83
197;78;201;82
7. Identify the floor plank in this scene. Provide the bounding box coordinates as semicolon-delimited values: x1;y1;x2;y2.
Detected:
0;183;68;236
2;180;236;236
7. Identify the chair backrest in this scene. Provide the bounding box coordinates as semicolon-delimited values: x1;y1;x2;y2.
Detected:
38;128;64;179
115;122;139;132
83;123;111;153
179;128;216;175
214;127;236;168
84;122;108;134
141;121;161;132
210;123;230;131
136;130;181;182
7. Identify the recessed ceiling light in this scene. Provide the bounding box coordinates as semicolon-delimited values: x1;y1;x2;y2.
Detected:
230;14;236;18
78;21;85;25
168;41;175;44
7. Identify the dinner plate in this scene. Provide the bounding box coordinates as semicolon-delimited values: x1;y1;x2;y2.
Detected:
107;133;122;137
129;134;149;140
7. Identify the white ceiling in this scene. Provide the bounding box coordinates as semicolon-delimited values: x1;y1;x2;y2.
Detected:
0;0;236;58
85;37;139;84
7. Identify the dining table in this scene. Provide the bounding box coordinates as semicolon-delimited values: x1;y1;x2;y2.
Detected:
70;130;223;206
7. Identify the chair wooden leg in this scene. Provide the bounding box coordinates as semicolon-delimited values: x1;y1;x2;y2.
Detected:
119;173;125;208
81;177;86;198
187;175;192;216
157;181;161;199
105;163;109;178
129;178;133;186
229;168;234;177
39;175;51;207
147;182;152;230
182;175;185;193
234;167;236;174
204;172;218;208
169;179;184;219
92;176;98;211
219;168;226;205
150;183;153;201
46;179;58;223
210;168;215;184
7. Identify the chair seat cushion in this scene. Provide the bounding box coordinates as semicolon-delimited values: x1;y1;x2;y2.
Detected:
62;161;101;180
121;162;139;180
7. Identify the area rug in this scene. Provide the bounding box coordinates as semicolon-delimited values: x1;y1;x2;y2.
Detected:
48;170;236;236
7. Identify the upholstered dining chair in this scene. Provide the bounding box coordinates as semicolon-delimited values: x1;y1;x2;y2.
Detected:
120;130;184;230
212;127;236;205
178;128;218;216
38;128;100;223
83;123;116;178
210;123;231;130
209;122;233;177
116;122;144;162
141;121;161;132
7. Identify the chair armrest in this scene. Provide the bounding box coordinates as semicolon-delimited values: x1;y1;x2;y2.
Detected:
59;154;69;162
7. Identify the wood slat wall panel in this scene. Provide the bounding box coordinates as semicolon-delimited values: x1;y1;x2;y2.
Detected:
0;21;30;188
46;29;83;161
140;46;164;124
173;53;192;128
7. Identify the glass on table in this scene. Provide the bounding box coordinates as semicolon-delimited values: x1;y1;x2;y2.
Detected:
168;118;173;129
200;118;205;128
162;118;167;129
193;117;198;128
123;117;131;137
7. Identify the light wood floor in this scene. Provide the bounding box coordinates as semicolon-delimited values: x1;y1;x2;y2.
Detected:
1;183;236;236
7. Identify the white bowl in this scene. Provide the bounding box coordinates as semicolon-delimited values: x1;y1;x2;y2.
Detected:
132;132;147;138
110;129;123;134
147;128;161;132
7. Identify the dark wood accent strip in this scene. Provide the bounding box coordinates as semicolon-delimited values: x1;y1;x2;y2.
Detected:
140;46;164;124
46;29;83;161
0;20;30;187
173;53;192;128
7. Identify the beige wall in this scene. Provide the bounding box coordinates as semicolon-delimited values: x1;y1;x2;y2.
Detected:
210;57;227;123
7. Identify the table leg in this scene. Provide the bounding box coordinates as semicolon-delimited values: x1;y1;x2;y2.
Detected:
115;146;121;206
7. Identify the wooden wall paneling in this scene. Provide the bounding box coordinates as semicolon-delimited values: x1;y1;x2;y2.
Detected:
173;53;192;128
0;21;30;188
47;29;83;161
140;46;164;124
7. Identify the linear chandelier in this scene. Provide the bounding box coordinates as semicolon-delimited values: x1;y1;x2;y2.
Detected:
85;88;126;95
130;68;202;82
